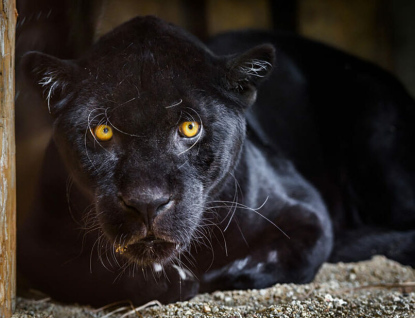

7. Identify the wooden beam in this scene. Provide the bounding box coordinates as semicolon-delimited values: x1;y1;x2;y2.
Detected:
0;0;17;317
269;0;298;32
182;0;208;41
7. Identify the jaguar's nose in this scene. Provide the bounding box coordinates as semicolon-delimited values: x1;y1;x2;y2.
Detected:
120;192;173;226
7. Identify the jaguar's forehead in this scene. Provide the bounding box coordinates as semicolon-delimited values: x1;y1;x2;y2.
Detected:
79;16;219;90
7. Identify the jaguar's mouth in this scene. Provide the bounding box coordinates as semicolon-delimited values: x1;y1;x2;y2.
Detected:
140;235;167;245
116;235;179;265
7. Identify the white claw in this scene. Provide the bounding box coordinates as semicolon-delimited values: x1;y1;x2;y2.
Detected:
154;263;162;272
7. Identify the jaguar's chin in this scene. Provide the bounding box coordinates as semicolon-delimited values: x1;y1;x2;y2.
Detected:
116;235;181;266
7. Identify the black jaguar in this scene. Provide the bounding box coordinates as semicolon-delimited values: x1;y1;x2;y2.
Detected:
18;16;415;306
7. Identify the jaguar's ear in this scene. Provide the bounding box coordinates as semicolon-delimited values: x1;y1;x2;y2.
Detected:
21;51;80;116
225;44;275;108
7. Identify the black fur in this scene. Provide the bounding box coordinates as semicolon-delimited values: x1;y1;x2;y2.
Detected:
18;16;415;306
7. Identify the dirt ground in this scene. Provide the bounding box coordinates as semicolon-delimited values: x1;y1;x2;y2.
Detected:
12;256;415;318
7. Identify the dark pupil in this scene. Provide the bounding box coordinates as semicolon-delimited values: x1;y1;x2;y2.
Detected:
188;124;194;130
103;127;109;134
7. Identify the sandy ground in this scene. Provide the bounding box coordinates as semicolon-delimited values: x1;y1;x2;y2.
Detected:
12;256;415;318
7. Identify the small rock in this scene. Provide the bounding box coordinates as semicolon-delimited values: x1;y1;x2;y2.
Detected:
324;294;333;302
214;292;224;300
224;296;233;304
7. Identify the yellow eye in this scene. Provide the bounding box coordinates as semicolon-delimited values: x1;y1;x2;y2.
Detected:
94;125;113;141
179;121;200;138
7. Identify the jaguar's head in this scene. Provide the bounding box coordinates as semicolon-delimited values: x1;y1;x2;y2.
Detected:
23;16;274;266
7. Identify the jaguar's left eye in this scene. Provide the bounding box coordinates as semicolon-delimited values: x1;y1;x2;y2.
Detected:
93;125;113;141
179;121;200;138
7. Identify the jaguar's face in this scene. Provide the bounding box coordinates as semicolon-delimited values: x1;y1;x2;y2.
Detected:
55;87;246;266
23;16;274;266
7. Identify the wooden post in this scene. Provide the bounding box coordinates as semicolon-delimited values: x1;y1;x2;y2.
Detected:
0;0;17;317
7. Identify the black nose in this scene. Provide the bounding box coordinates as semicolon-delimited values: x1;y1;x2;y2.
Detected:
120;192;173;226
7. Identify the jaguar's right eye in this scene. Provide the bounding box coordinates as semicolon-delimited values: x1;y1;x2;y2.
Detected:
93;125;113;141
179;121;200;138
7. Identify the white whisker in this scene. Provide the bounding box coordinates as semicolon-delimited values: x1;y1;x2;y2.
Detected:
165;98;183;109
